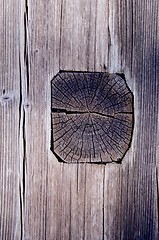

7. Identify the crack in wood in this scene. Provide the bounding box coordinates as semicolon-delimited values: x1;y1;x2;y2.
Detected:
18;0;29;239
52;107;132;119
51;71;134;163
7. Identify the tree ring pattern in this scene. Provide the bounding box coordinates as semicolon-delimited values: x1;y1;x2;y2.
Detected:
51;71;134;163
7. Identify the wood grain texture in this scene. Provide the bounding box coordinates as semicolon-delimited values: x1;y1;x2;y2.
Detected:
51;71;134;163
1;0;159;239
0;0;21;239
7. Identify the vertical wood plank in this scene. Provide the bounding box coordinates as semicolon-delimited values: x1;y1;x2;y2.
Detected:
0;0;21;239
23;0;62;239
103;0;159;239
104;164;158;240
22;0;159;239
84;165;104;240
60;0;108;71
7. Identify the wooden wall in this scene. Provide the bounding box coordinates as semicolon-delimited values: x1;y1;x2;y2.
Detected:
0;0;159;239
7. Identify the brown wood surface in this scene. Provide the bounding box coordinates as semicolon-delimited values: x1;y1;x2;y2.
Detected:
0;0;159;239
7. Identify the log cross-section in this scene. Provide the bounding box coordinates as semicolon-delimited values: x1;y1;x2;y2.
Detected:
51;71;134;163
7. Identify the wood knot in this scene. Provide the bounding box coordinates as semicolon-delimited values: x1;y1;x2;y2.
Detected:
51;71;134;164
0;90;13;104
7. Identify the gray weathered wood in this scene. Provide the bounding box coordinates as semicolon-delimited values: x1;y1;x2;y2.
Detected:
0;0;21;239
1;0;159;239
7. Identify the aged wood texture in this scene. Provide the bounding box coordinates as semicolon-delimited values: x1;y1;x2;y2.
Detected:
51;71;134;163
0;0;21;239
1;0;159;239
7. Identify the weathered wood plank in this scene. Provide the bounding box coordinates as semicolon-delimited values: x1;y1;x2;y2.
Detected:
1;0;159;239
104;164;158;239
60;0;96;71
0;0;21;239
23;0;62;239
20;0;159;240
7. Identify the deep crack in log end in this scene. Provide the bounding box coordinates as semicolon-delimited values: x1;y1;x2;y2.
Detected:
51;71;134;164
